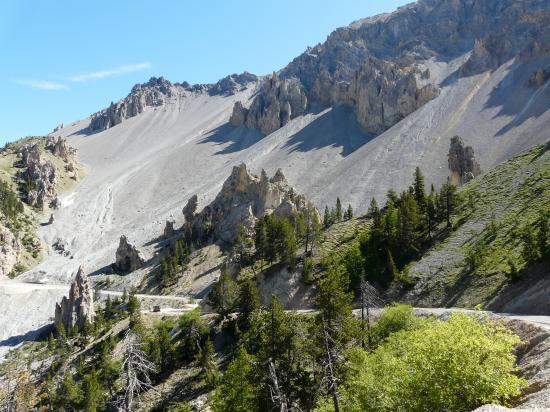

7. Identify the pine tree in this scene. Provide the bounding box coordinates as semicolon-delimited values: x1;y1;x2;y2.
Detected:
127;288;142;331
82;369;104;412
207;267;237;318
198;338;219;385
335;198;343;222
413;167;426;211
537;210;549;259
254;217;268;266
347;204;353;220
237;276;261;332
54;373;82;411
324;205;331;228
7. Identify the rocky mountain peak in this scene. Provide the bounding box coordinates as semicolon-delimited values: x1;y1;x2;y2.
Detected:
54;267;95;332
183;163;315;242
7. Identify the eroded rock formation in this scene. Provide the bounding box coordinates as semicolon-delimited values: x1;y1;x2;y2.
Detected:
46;136;70;162
230;73;307;135
183;163;317;242
164;220;176;238
18;144;59;209
0;223;22;277
54;267;95;332
352;58;440;134
115;235;144;273
448;136;481;186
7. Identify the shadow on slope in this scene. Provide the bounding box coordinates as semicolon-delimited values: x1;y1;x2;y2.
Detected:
199;123;263;155
483;58;550;136
0;323;52;348
283;105;374;157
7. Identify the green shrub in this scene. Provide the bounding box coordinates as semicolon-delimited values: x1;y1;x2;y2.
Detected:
316;313;525;412
369;304;420;348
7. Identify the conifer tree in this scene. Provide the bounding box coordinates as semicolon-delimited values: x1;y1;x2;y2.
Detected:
335;198;343;222
413;167;426;211
324;206;331;228
347;204;353;220
207;267;237;318
198;338;218;385
83;369;104;412
237;276;260;332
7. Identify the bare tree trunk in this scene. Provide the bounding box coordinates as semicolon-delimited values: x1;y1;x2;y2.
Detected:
119;330;156;411
269;360;288;412
323;327;340;412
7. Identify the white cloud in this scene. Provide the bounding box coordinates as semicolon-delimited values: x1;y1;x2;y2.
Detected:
68;62;152;82
15;79;68;90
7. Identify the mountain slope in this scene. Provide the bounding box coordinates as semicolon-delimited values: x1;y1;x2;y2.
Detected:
0;0;549;357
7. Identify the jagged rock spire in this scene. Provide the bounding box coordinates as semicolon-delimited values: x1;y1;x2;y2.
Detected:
115;235;145;273
448;136;481;186
54;267;95;332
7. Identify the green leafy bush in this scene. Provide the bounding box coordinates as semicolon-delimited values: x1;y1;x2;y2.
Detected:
316;313;525;412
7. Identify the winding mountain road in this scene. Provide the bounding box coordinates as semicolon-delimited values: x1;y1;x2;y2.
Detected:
1;279;549;360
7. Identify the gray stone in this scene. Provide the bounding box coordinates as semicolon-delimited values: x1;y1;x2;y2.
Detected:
448;136;482;186
54;267;95;332
115;235;144;273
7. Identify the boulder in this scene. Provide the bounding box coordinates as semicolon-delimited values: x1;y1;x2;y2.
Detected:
54;267;95;332
448;136;482;186
115;235;144;273
184;163;317;242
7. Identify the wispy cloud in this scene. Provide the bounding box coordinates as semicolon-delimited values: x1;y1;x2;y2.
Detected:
68;62;152;82
15;79;68;90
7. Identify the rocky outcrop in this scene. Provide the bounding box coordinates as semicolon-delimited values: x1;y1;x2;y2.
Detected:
229;101;249;127
182;194;198;223
115;235;144;273
164;220;176;238
528;67;550;88
90;73;259;132
352;58;440;134
209;72;258;96
54;267;95;332
0;222;22;277
46;136;70;162
459;35;512;76
184;163;317;242
90;77;179;131
231;73;307;135
18;144;59;209
448;136;481;186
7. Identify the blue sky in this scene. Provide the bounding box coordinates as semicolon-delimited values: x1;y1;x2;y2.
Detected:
0;0;409;144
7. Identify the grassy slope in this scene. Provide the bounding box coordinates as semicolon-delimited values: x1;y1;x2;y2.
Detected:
0;137;83;275
394;142;550;311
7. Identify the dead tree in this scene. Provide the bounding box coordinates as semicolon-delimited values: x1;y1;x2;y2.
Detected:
321;318;341;412
268;360;288;412
359;279;384;349
118;330;156;411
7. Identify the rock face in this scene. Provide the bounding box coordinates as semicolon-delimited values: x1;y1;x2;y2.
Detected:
209;72;258;96
90;77;176;131
54;267;95;332
352;58;440;134
230;73;307;135
229;0;548;136
0;223;22;277
46;136;70;162
184;163;317;242
528;67;550;88
18;144;59;209
163;220;176;238
448;136;481;186
115;235;144;272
